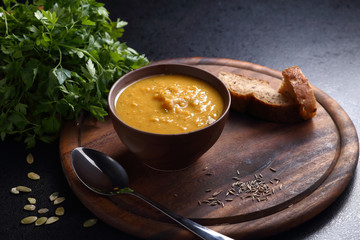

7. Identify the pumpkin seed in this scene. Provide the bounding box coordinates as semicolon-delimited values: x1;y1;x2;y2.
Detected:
49;192;59;201
212;191;222;197
38;208;49;214
55;207;64;216
16;186;32;193
10;187;20;194
53;197;65;205
27;197;36;204
21;216;37;224
83;218;98;228
35;217;47;226
24;204;36;211
27;172;40;180
26;153;34;164
45;216;59;225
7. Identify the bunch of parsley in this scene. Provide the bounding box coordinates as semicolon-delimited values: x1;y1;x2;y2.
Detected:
0;0;148;147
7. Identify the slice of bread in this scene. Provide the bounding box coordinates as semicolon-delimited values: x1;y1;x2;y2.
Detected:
218;66;316;122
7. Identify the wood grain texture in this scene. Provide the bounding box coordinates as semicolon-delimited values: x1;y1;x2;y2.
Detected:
59;57;359;240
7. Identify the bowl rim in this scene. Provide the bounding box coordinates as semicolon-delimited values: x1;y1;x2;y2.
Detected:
108;63;231;136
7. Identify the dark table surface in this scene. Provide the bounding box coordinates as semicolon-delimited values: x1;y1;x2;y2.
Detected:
1;0;359;239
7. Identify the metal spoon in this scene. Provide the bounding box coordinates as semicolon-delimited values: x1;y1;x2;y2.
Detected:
71;147;233;240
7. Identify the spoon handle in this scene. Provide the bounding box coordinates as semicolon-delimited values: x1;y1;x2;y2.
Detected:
129;191;233;240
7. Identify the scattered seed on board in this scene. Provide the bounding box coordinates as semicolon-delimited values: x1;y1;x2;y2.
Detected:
270;167;277;172
49;192;59;201
274;177;280;184
53;197;65;205
83;218;98;228
24;204;36;211
27;197;36;204
27;172;40;180
199;170;281;207
26;153;34;164
10;187;20;194
16;186;32;193
21;216;37;224
45;216;59;225
38;208;49;214
55;207;65;216
35;217;47;226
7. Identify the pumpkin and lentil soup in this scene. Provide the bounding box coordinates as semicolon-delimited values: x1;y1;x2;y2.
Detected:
115;74;224;134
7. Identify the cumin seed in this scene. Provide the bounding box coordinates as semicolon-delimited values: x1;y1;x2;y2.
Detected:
270;167;277;172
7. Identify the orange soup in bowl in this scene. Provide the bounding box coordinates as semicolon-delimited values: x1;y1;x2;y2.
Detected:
115;74;224;134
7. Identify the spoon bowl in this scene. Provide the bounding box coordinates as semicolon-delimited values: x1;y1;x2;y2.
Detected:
71;147;233;240
71;147;129;195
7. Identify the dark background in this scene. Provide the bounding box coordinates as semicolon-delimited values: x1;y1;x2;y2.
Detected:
1;0;359;239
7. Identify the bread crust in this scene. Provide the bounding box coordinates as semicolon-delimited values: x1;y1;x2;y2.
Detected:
279;66;317;120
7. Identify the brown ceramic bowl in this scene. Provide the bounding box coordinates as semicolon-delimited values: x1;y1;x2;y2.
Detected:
108;63;231;171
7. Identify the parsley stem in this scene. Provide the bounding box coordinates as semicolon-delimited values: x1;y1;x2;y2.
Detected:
58;44;105;73
1;9;9;36
55;47;63;70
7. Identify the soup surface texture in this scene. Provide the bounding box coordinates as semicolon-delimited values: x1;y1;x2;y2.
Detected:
115;74;224;134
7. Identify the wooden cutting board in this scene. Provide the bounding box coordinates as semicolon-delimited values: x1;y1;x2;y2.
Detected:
59;57;359;240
